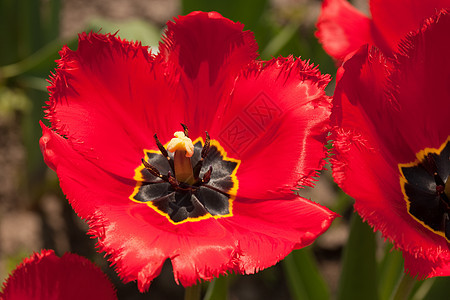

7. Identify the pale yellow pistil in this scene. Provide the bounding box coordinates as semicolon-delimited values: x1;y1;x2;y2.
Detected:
166;131;195;185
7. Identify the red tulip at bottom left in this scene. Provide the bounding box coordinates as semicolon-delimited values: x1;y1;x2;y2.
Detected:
0;249;117;300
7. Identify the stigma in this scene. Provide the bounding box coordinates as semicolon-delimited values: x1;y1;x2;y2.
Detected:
167;131;194;157
166;131;195;184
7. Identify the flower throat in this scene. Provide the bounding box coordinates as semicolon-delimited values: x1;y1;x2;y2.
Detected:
130;124;240;224
399;138;450;241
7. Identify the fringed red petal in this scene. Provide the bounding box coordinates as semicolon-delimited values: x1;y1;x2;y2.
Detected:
386;9;450;154
316;0;372;63
403;251;450;279
332;128;450;261
45;31;182;180
370;0;450;53
316;0;450;62
0;250;116;300
210;56;332;199
332;10;450;278
226;197;337;274
40;11;336;290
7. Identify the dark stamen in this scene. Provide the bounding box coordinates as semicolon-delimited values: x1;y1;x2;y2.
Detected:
201;131;210;159
422;153;438;176
181;123;189;138
154;134;175;172
193;131;211;180
202;166;212;184
202;184;230;197
142;159;162;178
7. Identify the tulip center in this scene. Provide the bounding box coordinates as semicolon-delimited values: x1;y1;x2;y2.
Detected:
399;138;450;242
129;124;240;224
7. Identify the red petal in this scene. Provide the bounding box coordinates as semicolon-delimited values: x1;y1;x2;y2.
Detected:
403;251;450;279
0;250;116;300
40;122;133;216
46;32;181;179
225;197;337;273
210;57;331;199
316;0;372;63
91;203;240;289
159;11;258;135
387;10;450;154
336;11;450;162
332;128;450;265
333;10;450;277
370;0;450;52
333;45;416;163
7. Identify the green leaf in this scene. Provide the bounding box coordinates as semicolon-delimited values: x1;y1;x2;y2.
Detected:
391;273;418;300
17;0;42;58
41;0;61;43
283;247;330;300
422;277;450;300
0;0;19;65
338;213;379;300
21;88;48;194
260;23;300;59
378;243;404;300
184;283;202;300
204;275;228;300
410;278;433;300
0;38;71;79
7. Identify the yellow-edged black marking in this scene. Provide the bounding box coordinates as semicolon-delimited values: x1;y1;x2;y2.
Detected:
398;137;450;242
129;137;240;225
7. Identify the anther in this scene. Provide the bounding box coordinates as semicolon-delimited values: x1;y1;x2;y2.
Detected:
202;166;212;184
154;134;175;172
181;123;189;138
201;131;210;159
193;131;211;180
142;159;162;178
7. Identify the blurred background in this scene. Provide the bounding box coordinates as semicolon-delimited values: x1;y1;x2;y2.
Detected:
2;0;447;299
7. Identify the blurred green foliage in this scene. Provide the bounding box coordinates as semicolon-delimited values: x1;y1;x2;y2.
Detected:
0;0;64;201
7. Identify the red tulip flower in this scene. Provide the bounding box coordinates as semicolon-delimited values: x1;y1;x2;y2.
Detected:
332;10;450;277
39;11;337;291
0;250;116;300
316;0;450;63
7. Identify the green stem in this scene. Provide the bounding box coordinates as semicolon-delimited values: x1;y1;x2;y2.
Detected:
391;273;417;300
204;276;228;300
184;283;202;300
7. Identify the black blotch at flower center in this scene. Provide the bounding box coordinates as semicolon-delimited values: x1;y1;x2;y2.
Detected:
400;139;450;241
131;133;240;224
